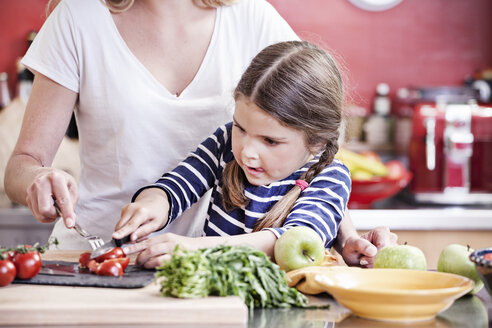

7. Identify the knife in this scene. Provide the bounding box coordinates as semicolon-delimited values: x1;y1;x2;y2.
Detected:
39;266;76;277
90;235;132;259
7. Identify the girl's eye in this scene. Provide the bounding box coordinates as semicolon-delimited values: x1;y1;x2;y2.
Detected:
264;138;278;146
233;123;245;133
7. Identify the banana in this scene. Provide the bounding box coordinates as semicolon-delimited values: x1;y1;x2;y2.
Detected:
335;148;388;177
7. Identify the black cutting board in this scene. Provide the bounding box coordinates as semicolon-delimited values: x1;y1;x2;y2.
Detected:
13;260;156;289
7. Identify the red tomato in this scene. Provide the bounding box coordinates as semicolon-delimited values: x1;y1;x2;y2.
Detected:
87;260;100;273
385;160;407;180
13;250;42;280
0;259;16;287
97;260;123;277
1;250;16;261
484;253;492;261
94;247;126;263
105;257;130;271
78;252;91;268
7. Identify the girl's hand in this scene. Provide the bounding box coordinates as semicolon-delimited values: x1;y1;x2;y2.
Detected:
113;188;170;243
341;226;398;267
26;167;78;228
124;233;199;269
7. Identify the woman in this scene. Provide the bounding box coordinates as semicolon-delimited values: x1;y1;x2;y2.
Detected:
4;0;396;266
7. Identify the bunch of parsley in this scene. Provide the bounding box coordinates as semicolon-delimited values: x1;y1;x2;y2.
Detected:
155;245;308;310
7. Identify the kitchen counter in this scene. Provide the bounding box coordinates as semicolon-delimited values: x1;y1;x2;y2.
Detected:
0;251;490;327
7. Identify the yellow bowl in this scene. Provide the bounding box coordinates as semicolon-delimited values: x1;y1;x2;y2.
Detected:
310;266;473;322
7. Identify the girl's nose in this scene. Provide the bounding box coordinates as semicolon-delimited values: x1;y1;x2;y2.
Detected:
241;139;259;160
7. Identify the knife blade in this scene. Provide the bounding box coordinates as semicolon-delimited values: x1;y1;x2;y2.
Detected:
90;235;131;259
39;266;76;277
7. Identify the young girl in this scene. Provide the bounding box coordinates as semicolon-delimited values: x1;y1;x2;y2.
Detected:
114;41;351;268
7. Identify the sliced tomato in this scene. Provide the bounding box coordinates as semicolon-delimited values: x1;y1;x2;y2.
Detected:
13;250;42;280
87;259;100;273
78;252;92;269
97;260;123;277
0;259;16;287
94;247;126;263
105;257;130;271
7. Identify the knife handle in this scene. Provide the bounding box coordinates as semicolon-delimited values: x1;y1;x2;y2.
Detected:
114;235;131;247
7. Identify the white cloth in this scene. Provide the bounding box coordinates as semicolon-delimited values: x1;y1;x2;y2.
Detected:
22;0;298;249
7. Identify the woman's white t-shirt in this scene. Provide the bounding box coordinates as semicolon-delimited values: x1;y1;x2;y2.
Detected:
22;0;298;248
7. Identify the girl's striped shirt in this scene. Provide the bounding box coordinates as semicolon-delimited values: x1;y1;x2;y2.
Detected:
133;122;352;248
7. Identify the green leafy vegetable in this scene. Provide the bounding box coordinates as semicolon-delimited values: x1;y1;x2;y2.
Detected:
155;245;308;310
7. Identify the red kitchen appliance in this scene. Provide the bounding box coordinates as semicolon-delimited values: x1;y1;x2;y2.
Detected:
409;96;492;205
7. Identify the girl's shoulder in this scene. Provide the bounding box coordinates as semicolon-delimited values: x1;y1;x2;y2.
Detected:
307;158;352;190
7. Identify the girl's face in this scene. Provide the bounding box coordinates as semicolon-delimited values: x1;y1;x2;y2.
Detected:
232;97;314;186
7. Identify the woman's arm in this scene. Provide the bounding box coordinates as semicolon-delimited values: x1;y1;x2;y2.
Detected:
124;230;278;269
4;73;78;227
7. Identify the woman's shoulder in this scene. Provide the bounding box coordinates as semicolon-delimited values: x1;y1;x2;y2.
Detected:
55;0;107;23
224;0;292;26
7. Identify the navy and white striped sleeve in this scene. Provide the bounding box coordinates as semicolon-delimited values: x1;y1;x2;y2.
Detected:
267;159;351;248
132;123;231;224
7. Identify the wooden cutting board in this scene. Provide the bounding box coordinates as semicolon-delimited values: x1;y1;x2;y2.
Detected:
0;250;248;326
0;281;248;326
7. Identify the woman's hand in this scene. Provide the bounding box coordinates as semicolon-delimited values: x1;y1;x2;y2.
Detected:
341;226;398;267
113;188;170;243
26;167;78;228
124;233;200;269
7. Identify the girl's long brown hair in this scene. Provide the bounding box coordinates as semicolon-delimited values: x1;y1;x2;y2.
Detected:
221;41;344;231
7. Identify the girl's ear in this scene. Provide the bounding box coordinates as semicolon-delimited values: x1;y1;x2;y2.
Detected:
309;142;325;155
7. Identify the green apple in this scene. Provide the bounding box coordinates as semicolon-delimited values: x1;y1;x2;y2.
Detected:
437;244;483;294
274;226;325;272
373;244;427;270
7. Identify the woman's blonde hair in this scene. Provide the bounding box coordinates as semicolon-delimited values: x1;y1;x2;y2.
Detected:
221;41;344;232
47;0;236;15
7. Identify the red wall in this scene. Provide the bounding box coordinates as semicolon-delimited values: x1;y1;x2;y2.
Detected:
1;0;491;110
270;0;492;109
0;0;49;96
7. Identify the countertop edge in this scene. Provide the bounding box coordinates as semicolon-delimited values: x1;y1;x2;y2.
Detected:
351;208;492;230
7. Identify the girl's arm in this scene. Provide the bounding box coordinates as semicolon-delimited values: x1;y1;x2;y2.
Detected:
4;73;79;228
124;231;277;269
113;187;171;242
336;211;398;267
113;124;231;241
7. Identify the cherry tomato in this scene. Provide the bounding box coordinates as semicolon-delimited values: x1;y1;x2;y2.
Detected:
484;253;492;261
97;260;123;277
87;260;100;273
78;252;91;268
0;259;16;287
13;250;42;280
1;250;16;261
94;247;126;262
105;257;130;271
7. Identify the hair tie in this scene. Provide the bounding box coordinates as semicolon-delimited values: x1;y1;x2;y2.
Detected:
295;179;309;191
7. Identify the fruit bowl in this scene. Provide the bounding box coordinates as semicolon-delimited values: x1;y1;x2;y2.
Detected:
288;266;474;322
469;247;492;297
349;162;412;208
